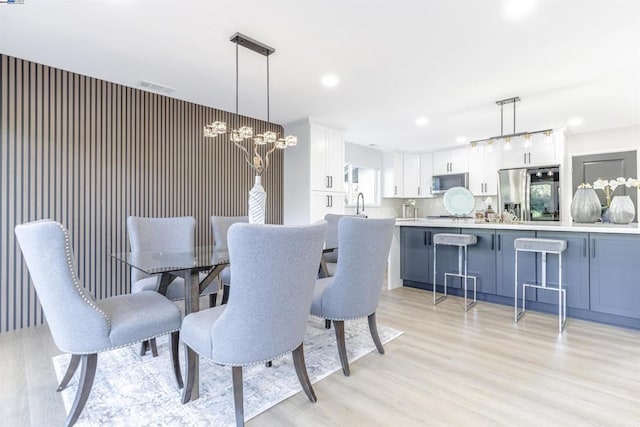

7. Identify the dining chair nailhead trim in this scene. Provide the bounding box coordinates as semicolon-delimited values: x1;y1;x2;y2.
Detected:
65;328;181;355
57;222;111;331
205;342;302;367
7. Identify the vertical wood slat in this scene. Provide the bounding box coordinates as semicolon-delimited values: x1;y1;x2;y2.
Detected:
0;54;284;333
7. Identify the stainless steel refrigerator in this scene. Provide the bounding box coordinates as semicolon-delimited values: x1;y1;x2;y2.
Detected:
497;166;560;221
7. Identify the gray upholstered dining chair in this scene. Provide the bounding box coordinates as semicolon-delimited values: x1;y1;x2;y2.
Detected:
311;217;394;376
210;215;249;304
128;216;219;305
15;220;183;427
322;213;365;277
181;221;327;427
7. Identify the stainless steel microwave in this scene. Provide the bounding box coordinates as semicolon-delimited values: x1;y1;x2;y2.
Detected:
432;173;469;194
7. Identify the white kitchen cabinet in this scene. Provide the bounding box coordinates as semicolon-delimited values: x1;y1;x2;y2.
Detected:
283;118;345;224
383;152;404;197
309;124;344;192
310;191;345;222
502;137;556;168
468;145;502;195
419;152;434;197
403;154;421;197
433;147;469;175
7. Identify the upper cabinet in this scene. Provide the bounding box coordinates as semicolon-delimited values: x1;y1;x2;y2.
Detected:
468;145;503;195
383;152;426;198
433;147;469;175
310;124;344;192
502;137;557;169
419;152;434;197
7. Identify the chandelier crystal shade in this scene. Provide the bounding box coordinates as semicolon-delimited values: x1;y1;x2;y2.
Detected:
203;33;297;175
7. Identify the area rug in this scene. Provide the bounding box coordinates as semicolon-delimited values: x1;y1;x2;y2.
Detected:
53;317;402;426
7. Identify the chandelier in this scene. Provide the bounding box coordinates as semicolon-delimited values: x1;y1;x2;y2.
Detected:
469;97;553;149
204;33;297;174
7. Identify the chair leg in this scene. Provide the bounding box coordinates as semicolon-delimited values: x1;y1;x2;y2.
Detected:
232;366;245;427
292;343;317;403
325;319;331;329
333;320;350;376
222;284;230;305
367;312;385;354
65;353;97;427
57;354;81;391
170;331;183;389
139;340;148;356
181;345;197;404
149;338;159;357
209;293;217;307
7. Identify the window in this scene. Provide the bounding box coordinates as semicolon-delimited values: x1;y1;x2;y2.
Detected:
344;164;380;207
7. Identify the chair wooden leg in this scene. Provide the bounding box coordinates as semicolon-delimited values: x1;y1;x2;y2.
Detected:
367;312;385;354
209;293;217;308
222;284;230;305
149;338;159;357
265;361;272;367
57;354;81;391
181;345;197;404
170;331;183;389
65;353;97;427
325;319;331;329
139;340;148;356
333;320;350;376
232;366;244;427
292;343;317;403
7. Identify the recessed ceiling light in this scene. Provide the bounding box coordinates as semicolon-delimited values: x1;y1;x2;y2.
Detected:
503;0;536;21
568;117;584;127
456;136;467;143
321;74;339;88
415;117;429;127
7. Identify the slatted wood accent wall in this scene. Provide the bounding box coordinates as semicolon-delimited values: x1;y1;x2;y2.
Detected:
0;54;284;332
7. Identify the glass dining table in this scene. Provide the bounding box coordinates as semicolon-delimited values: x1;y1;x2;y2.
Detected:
111;245;229;402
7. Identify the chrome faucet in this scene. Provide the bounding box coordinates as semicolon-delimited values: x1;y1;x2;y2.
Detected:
356;192;365;215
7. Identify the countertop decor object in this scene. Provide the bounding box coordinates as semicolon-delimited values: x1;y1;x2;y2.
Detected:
203;33;298;224
443;187;475;217
593;177;639;207
570;185;602;223
608;195;635;224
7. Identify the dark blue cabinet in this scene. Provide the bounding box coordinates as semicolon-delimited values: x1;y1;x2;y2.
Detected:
496;230;537;301
400;227;429;283
535;231;590;310
462;228;497;294
590;233;640;319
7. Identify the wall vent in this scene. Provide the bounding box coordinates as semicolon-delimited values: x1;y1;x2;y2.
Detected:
139;80;175;94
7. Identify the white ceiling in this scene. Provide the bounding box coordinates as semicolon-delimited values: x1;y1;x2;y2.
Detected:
1;0;639;152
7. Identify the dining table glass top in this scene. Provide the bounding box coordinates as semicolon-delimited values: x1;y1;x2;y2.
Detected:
111;246;229;275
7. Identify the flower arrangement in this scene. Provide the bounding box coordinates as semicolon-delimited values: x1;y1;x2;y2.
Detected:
590;177;639;207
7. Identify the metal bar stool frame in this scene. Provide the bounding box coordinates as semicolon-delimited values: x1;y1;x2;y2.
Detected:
433;235;477;311
514;243;567;333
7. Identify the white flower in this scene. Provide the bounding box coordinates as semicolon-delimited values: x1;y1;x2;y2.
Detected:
593;179;607;190
609;180;619;191
626;178;639;187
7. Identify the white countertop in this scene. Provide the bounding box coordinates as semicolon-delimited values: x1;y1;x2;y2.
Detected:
395;218;640;234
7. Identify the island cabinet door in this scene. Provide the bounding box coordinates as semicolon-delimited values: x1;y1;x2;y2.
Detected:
496;230;537;300
462;228;497;294
400;227;430;283
428;227;463;289
535;232;590;310
590;233;640;319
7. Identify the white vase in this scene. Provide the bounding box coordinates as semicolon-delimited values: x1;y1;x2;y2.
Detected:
608;195;635;224
570;188;601;223
248;175;266;224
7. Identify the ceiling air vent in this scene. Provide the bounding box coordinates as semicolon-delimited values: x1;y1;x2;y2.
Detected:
138;80;175;94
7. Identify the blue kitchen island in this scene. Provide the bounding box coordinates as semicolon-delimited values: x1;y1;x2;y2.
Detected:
388;219;640;330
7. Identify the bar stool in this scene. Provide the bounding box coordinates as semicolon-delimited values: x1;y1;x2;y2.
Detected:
433;233;478;311
514;237;568;333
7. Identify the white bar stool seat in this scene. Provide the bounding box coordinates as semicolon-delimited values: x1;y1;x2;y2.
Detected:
433;233;478;311
514;237;568;332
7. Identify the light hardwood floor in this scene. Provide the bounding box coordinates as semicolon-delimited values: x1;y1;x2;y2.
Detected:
2;287;639;426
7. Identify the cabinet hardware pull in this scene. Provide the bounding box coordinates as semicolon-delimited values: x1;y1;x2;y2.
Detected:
583;238;587;258
592;239;596;258
424;231;428;246
326;195;330;207
330;176;333;188
528;152;531;164
428;231;433;246
330;195;333;207
418;186;420;196
394;185;397;195
491;234;495;250
326;176;330;188
497;234;501;251
523;153;526;164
